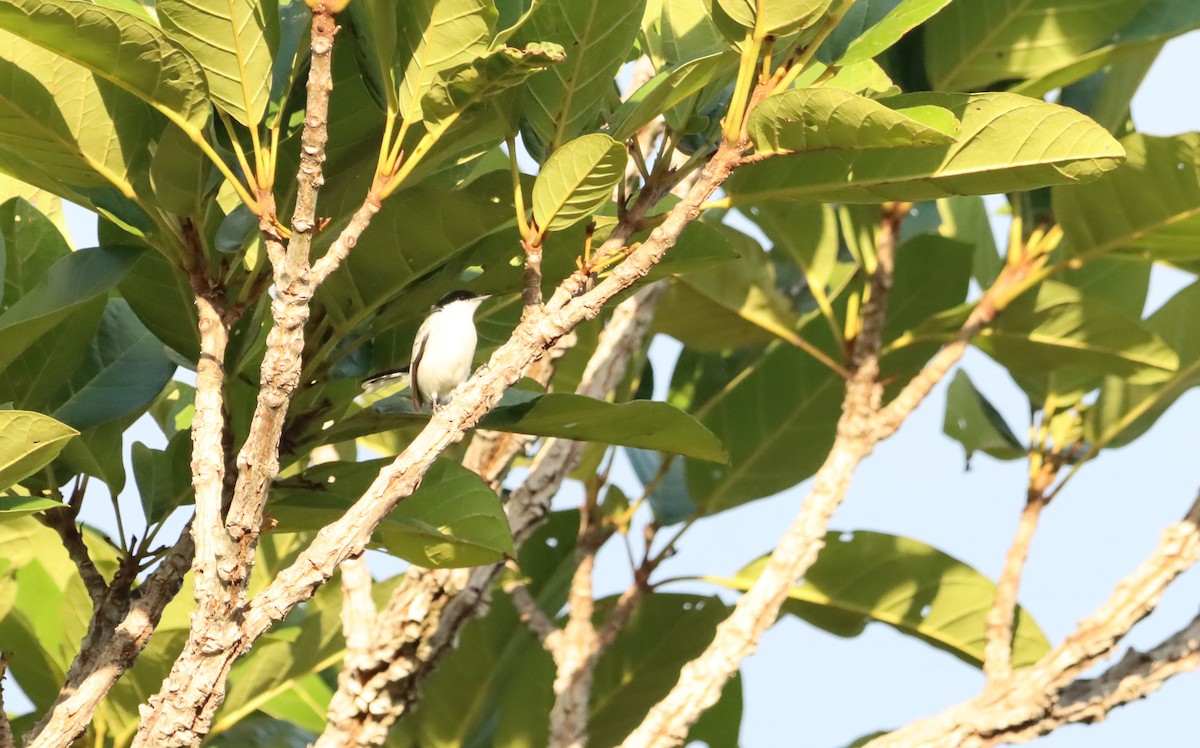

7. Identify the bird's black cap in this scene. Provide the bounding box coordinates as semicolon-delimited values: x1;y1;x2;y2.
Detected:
433;289;489;308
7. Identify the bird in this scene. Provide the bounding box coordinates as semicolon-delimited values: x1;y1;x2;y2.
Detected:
361;290;490;411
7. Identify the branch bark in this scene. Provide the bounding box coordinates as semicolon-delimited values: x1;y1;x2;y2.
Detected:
865;495;1200;748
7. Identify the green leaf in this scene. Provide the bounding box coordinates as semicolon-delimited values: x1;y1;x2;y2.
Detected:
150;123;210;217
515;0;645;151
271;459;514;568
0;411;77;490
976;281;1178;386
51;300;177;431
609;52;738;142
0;174;70;243
1055;133;1200;264
746;201;839;291
836;0;956;66
1013;0;1200;109
590;594;736;746
716;0;833;36
724;92;1125;204
0;0;211;129
0;495;64;521
157;0;273;126
0;197;72;312
132;431;193;525
943;370;1025;464
937;196;999;287
660;0;730;64
392;0;497;124
0;28;158;205
56;418;131;494
532;133;627;232
924;0;1149;91
626;448;694;526
421;42;566;126
1087;280;1200;449
747;88;958;156
119;249;201;363
0;245;144;374
654;227;806;350
883;234;972;346
482;391;727;462
711;530;1052;668
685;342;844;514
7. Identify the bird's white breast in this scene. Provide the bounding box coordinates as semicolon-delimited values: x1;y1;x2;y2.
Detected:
415;302;479;401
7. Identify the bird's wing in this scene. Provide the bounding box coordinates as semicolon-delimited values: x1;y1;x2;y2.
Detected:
410;323;429;411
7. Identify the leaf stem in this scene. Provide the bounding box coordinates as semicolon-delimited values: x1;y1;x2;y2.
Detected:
508;135;531;238
724;32;764;142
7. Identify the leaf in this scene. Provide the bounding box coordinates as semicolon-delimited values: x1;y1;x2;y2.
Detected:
976;281;1178;386
746;201;839;291
0;245;144;374
132;431;193;525
51;300;177;431
271;460;514;568
150;122;211;216
532;133;627;232
943;370;1025;464
711;530;1052;668
685;342;844;514
0;174;70;242
1055;133;1200;264
626;448;694;526
157;0;273;126
747;88;958;156
725;92;1124;204
392;0;497;124
0;0;211;129
716;0;833;36
0;28;158;205
1086;280;1200;449
515;0;645;151
0;495;64;521
924;0;1149;91
0;411;77;490
589;594;736;746
653;226;806;350
836;0;956;66
937;196;999;287
609;52;738;142
0;197;72;312
421;42;566;126
883;234;972;346
660;0;730;64
119;249;201;363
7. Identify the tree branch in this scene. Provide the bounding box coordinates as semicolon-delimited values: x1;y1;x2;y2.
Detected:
983;464;1055;681
506;577;560;648
313;284;666;746
617;202;907;748
548;518;604;748
865;495;1200;748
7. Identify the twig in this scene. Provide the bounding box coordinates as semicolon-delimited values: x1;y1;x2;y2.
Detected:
506;578;560;648
39;508;108;606
865;495;1200;748
983;461;1056;682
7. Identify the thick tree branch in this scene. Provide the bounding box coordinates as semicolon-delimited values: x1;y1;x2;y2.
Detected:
506;578;560;648
548;520;604;748
27;531;194;748
39;507;108;606
865;495;1200;748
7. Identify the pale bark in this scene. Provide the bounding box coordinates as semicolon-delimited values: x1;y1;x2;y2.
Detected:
865;496;1200;748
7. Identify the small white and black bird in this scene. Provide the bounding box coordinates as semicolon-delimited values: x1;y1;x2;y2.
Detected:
362;290;490;411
